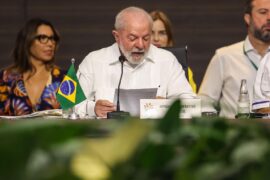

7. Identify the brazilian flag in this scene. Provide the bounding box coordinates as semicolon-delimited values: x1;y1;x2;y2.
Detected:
56;64;86;109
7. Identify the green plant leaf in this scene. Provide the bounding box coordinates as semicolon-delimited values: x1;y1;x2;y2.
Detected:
156;99;181;135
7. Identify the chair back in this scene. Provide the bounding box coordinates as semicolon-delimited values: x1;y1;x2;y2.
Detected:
162;46;189;79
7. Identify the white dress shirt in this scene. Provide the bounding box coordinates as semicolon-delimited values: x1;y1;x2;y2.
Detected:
253;52;270;110
76;43;195;117
198;37;267;118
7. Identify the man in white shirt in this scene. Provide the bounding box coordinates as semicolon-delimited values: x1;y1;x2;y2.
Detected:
253;53;270;112
198;0;270;118
76;6;195;118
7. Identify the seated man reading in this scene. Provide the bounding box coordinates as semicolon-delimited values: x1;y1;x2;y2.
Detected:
75;6;195;118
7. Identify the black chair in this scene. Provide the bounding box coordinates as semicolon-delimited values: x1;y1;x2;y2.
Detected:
162;46;189;79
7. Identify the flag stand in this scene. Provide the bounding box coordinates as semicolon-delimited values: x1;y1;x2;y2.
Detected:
68;107;79;120
57;58;86;120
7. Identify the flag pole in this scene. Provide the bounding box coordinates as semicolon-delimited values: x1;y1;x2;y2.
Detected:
68;58;79;120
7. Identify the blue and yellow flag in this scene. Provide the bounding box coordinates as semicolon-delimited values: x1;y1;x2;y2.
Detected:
56;63;86;109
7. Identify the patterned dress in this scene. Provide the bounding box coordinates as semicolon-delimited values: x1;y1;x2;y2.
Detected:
0;66;66;116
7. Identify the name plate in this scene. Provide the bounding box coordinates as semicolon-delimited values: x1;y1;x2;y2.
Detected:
140;98;201;119
180;98;201;119
252;99;270;110
140;99;173;119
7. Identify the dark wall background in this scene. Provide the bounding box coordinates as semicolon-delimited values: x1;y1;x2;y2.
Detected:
0;0;246;88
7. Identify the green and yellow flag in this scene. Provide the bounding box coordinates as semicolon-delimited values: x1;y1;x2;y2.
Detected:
56;63;86;110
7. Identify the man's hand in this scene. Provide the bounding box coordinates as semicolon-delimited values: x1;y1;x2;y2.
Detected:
95;100;116;118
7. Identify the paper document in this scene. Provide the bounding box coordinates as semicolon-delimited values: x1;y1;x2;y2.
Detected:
0;109;63;120
114;88;157;116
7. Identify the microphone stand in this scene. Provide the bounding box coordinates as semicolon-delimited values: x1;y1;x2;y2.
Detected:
107;55;130;119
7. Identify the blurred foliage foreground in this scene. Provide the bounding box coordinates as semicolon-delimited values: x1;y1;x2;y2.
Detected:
1;100;270;180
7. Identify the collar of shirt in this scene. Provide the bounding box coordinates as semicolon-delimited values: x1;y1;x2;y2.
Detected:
244;37;261;70
244;36;270;54
108;43;156;66
244;36;255;53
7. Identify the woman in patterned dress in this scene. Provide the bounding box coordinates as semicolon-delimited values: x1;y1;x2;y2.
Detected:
0;18;66;116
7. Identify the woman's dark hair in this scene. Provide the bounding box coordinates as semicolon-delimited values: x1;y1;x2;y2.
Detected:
11;18;60;73
149;10;174;47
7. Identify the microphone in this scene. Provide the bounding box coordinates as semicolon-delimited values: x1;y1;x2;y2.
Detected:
116;55;125;111
107;55;130;119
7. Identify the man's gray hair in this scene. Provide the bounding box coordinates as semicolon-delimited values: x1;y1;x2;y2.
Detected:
114;6;153;30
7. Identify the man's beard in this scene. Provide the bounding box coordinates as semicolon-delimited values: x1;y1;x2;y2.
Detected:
251;20;270;43
119;44;148;65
